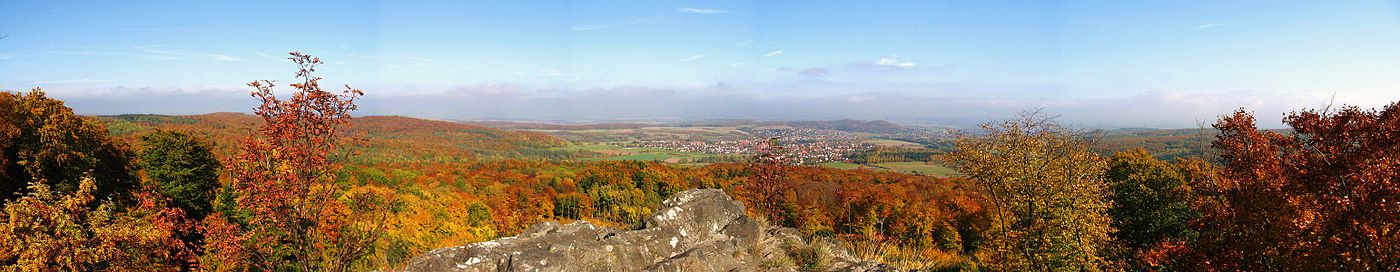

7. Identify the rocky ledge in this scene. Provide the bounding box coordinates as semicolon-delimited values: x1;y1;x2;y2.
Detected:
405;189;895;271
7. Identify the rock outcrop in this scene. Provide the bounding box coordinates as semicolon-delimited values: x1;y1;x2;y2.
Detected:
405;189;895;271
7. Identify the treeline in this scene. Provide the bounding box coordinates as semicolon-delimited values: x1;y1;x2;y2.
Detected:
847;146;938;164
96;112;587;163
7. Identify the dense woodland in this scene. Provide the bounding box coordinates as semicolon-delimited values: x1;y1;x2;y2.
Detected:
2;54;1398;271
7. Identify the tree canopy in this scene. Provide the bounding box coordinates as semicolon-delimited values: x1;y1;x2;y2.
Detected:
943;111;1114;271
138;130;221;220
1184;103;1400;270
0;90;137;203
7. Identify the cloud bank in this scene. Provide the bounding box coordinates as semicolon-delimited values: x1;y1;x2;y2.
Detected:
34;83;1362;129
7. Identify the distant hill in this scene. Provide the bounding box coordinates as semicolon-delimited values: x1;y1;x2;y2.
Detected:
1094;128;1216;160
776;119;908;134
93;113;583;162
467;121;652;130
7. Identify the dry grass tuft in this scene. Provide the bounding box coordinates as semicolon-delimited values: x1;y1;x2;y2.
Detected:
840;237;973;271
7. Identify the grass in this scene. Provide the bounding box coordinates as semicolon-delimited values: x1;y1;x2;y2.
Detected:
783;240;832;272
841;237;972;271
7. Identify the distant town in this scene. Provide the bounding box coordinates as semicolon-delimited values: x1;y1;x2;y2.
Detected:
624;127;876;164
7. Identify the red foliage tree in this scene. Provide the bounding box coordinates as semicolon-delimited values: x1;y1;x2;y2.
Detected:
747;137;795;225
202;52;390;271
1189;103;1400;270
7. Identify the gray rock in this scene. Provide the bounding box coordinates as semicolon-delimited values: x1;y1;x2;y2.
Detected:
405;189;897;272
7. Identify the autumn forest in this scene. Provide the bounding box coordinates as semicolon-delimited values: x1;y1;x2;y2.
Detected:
1;50;1396;271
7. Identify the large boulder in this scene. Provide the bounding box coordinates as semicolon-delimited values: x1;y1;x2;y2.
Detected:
405;189;895;272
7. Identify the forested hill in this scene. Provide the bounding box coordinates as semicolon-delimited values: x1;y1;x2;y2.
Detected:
774;119;908;134
1094;128;1216;160
93;113;583;162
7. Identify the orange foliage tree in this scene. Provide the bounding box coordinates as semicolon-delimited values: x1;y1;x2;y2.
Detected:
201;52;393;271
1187;103;1400;270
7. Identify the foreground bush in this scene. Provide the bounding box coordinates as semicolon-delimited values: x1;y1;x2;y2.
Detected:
0;178;196;271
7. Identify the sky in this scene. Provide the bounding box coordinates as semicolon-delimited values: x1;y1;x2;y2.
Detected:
3;1;1400;128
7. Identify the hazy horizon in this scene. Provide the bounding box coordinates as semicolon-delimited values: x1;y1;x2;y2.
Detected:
6;1;1400;128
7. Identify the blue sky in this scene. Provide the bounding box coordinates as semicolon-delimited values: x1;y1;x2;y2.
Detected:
3;1;1400;127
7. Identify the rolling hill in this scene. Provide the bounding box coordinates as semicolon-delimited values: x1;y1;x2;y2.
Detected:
93;113;585;162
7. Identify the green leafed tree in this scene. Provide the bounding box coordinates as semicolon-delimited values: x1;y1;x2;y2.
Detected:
1103;149;1201;269
138;130;222;220
943;111;1114;271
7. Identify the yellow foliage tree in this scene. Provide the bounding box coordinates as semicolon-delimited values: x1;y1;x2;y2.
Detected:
943;111;1114;271
0;177;195;271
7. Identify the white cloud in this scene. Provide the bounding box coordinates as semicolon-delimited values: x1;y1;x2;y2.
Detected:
569;24;603;31
677;54;706;62
1196;23;1223;29
540;68;564;77
133;45;244;62
255;52;282;61
735;40;752;47
846;95;875;103
675;7;728;14
846;56;918;70
764;50;783;57
876;58;915;69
